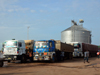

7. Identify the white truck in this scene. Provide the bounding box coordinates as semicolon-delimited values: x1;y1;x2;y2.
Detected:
0;52;4;67
67;42;83;57
2;39;26;63
67;42;98;57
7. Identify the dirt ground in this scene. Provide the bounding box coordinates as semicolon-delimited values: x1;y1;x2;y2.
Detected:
0;57;100;75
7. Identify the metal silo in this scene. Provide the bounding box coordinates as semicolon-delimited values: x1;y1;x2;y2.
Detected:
61;20;91;44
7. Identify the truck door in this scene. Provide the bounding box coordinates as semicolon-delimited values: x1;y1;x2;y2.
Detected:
18;42;25;55
49;41;55;52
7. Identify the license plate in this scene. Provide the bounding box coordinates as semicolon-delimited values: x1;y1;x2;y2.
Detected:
39;58;42;60
44;58;49;60
8;58;11;59
35;54;38;56
39;57;43;60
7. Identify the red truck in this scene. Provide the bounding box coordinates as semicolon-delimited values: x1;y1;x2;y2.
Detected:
82;43;98;57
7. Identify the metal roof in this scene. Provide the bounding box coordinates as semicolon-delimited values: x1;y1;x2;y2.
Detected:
62;25;91;32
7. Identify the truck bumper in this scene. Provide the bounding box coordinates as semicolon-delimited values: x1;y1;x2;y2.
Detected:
4;55;21;60
34;56;50;61
33;52;55;61
73;52;83;57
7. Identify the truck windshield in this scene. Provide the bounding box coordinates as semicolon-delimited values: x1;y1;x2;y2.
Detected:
4;41;17;47
74;43;80;48
35;41;48;48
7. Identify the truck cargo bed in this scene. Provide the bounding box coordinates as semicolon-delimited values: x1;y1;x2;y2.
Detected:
82;43;98;52
55;40;74;52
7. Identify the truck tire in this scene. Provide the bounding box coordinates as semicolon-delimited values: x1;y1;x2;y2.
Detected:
8;60;11;63
79;54;81;57
21;55;26;63
69;53;73;59
30;57;33;62
0;61;3;67
61;56;64;61
70;53;73;59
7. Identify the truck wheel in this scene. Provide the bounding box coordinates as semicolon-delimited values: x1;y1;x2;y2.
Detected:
70;53;73;59
21;55;26;63
69;53;72;59
0;61;3;67
61;56;64;61
30;57;33;62
8;60;11;63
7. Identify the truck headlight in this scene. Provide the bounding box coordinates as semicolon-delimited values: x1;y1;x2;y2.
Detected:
14;56;17;58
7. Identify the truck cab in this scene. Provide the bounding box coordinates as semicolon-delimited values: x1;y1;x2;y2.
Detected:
67;42;83;57
2;40;26;62
33;40;55;61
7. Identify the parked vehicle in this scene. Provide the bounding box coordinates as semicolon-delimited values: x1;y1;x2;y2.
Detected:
67;42;98;57
33;40;74;62
0;53;4;67
82;43;98;57
2;39;34;63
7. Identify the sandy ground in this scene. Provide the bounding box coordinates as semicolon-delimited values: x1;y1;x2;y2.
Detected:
0;57;100;75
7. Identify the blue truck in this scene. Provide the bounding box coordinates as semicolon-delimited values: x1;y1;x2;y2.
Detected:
33;40;74;62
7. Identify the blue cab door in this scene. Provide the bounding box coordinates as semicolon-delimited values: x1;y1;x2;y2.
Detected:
49;41;55;52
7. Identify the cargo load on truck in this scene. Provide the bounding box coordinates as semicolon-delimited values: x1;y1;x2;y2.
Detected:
24;40;34;61
82;43;98;57
24;40;34;50
55;40;74;52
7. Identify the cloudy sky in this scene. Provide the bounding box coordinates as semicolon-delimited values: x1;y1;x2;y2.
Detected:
0;0;100;49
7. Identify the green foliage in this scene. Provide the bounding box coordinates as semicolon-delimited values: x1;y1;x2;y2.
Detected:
98;46;100;48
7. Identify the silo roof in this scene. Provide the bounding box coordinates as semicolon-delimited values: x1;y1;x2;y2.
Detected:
62;25;91;32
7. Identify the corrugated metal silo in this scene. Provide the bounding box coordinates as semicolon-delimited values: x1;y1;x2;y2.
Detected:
61;20;91;44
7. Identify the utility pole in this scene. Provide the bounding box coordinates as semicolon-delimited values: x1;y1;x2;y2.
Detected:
27;26;30;40
88;36;89;44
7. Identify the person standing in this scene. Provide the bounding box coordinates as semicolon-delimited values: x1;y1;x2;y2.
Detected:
29;50;33;62
84;50;89;63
